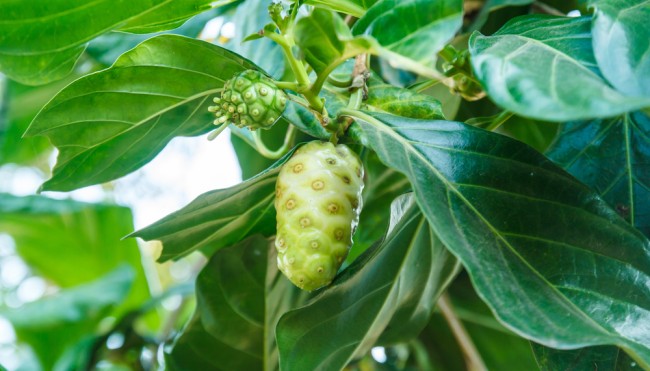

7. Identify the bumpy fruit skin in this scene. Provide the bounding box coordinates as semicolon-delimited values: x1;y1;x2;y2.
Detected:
209;70;287;130
274;141;364;291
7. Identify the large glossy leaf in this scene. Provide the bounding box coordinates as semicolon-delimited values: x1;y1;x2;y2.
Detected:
532;343;637;370
166;235;307;370
352;0;463;77
591;0;650;97
469;15;650;121
277;194;459;370
0;0;214;85
26;35;258;192
295;9;372;80
547;112;650;237
132;153;293;261
0;194;150;314
0;265;134;370
348;111;650;368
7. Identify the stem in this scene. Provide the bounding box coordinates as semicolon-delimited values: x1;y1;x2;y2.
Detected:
438;293;487;371
253;125;297;159
485;111;513;132
274;81;301;91
327;75;353;88
532;1;565;16
411;79;444;93
207;123;230;141
347;88;363;110
265;26;325;114
265;31;310;87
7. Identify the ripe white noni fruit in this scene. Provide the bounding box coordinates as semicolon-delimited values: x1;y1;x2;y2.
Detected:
274;141;364;291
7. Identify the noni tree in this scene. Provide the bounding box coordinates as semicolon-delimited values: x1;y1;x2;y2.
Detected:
1;0;649;370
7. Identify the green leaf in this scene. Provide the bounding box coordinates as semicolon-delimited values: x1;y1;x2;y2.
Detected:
546;112;650;237
132;153;293;261
349;111;650;368
591;0;650;97
26;35;259;192
532;344;637;371
295;9;372;79
366;83;445;120
166;236;265;370
469;15;650;121
352;0;463;77
304;0;378;17
0;0;214;85
0;194;150;315
166;235;307;370
1;265;134;370
277;194;459;370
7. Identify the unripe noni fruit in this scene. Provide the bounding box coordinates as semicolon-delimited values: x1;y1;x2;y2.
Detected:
274;141;364;291
209;70;287;130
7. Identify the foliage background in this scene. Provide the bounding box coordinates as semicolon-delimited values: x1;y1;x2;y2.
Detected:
0;0;649;370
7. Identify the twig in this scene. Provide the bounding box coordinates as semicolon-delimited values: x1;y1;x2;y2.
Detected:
531;1;565;16
438;293;487;371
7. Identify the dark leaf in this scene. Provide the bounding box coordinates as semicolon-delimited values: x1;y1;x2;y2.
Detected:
546;112;650;237
350;111;650;368
166;235;308;370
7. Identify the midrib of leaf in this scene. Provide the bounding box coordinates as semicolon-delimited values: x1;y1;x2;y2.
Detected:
490;33;600;81
623;114;635;227
351;110;612;335
0;0;108;24
42;88;220;169
500;232;645;273
180;192;274;249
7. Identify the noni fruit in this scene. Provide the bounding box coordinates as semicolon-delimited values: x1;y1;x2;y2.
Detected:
274;141;364;291
209;70;287;130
